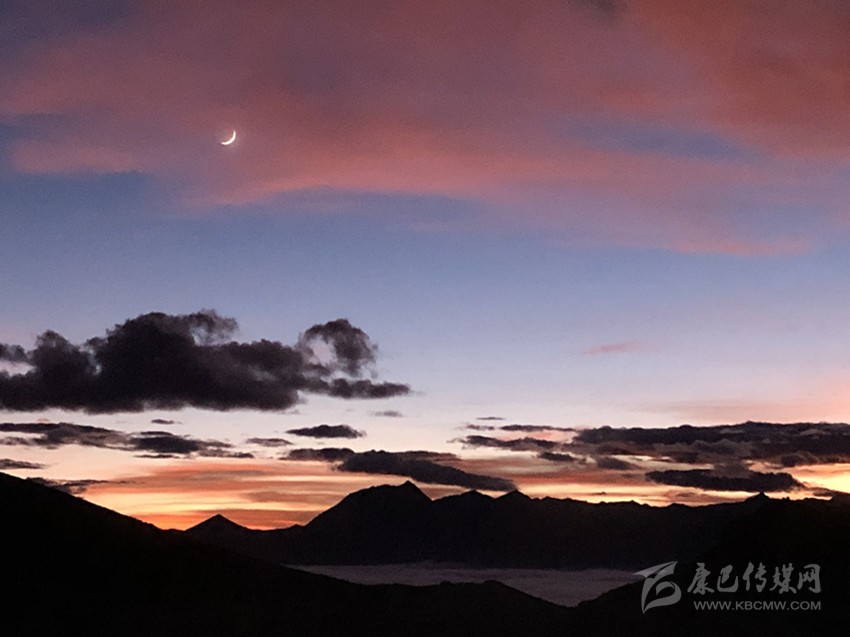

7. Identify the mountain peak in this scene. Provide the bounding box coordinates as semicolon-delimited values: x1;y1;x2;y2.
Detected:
745;492;771;504
309;481;431;529
354;480;430;502
188;514;246;533
399;480;426;494
456;489;491;500
497;490;531;502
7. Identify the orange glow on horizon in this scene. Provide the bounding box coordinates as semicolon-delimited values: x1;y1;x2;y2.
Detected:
58;453;850;531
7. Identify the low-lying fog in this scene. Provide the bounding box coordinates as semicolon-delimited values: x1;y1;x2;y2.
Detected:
291;564;637;606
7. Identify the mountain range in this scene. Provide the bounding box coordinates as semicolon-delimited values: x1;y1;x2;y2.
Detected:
186;481;776;568
185;481;850;635
0;471;569;636
5;471;849;635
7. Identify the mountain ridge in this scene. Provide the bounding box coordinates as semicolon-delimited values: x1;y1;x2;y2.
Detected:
185;482;785;568
5;472;849;635
0;471;573;636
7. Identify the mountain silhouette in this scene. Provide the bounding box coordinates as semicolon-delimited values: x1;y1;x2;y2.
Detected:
187;482;774;568
184;481;850;634
5;471;848;635
564;494;850;636
0;472;575;636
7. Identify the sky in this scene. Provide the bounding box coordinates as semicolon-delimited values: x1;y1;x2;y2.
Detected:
2;0;850;529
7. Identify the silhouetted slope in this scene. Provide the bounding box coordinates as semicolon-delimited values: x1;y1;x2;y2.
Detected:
564;495;850;636
0;472;575;636
188;482;770;568
7;472;847;636
182;482;850;634
296;481;439;562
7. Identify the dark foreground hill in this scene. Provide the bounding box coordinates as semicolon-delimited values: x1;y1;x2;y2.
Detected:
0;472;572;637
185;481;850;636
566;493;850;636
187;481;773;568
5;472;849;636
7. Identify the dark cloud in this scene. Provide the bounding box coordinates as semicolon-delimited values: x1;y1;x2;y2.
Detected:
377;450;459;462
0;344;28;363
337;450;515;492
538;451;579;463
285;448;456;463
0;421;248;458
476;416;505;421
286;447;355;462
0;458;44;470
453;421;850;495
646;468;804;493
246;437;292;447
772;451;850;468
457;435;559;452
282;446;512;491
0;310;410;413
578;423;716;446
812;487;850;500
463;423;573;433
133;429;253;458
213;451;255;459
574;421;850;467
500;424;574;433
299;319;376;376
150;418;179;425
371;410;403;418
286;424;364;439
0;421;125;448
458;421;850;471
26;477;110;495
308;378;410;400
132;431;207;455
595;456;637;470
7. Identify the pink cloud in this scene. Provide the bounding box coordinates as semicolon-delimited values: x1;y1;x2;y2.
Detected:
634;0;850;155
582;341;645;356
2;1;849;253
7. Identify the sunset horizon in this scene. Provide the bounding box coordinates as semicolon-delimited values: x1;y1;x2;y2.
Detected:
5;0;850;534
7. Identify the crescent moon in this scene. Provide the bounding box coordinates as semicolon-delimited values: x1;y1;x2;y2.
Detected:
221;130;237;146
